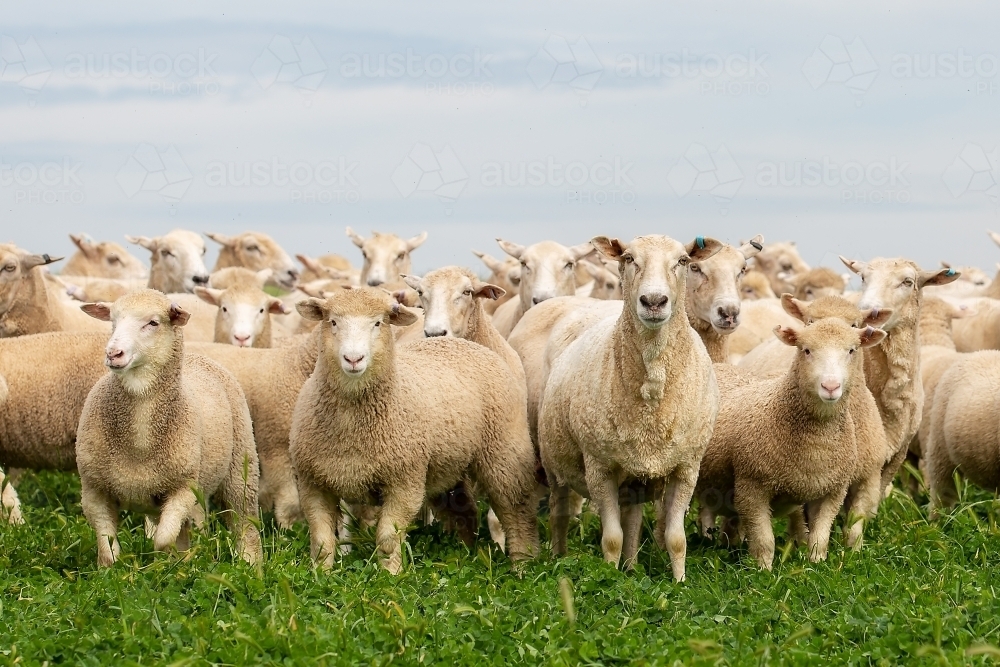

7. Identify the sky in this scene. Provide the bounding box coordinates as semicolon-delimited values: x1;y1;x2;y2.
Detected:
2;1;999;277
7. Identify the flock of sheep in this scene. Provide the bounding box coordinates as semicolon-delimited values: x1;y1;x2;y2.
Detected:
1;225;998;580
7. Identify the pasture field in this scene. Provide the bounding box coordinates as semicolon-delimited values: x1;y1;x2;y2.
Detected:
1;470;999;666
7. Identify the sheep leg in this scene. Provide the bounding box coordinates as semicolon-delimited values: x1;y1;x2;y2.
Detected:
81;482;120;567
734;480;774;571
0;468;24;526
584;461;623;568
154;488;198;554
660;469;698;581
548;483;571;557
218;452;264;566
259;448;302;529
880;444;910;497
298;481;342;569
619;501;644;571
925;437;959;517
844;471;881;550
806;487;848;563
375;484;425;575
786;507;809;547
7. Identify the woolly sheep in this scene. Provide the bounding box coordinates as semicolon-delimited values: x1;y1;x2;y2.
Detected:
750;241;809;295
63;233;148;280
578;258;622;300
472;250;520;315
127;229;210;293
740;270;777;301
346;226;427;287
724;298;798;364
195;268;290;347
695;317;886;569
289;288;539;574
77;290;262;566
790;267;846;301
207;231;299;290
950;298;1000;352
539;234;723;580
297;253;357;284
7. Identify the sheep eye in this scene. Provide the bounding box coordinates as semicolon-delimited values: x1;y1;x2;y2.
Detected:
161;250;174;258
330;320;337;326
259;308;265;314
222;307;228;313
622;255;634;264
148;320;159;327
201;248;206;256
374;321;381;327
463;289;473;296
417;289;424;297
902;279;914;287
690;264;700;273
849;348;856;355
2;264;15;272
564;262;574;271
803;349;811;356
247;245;260;253
781;263;793;271
396;253;405;261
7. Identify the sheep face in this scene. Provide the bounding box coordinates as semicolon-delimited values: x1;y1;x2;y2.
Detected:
776;319;885;408
580;260;621;300
841;257;959;331
127;229;209;293
297;288;418;381
781;294;893;330
472;250;521;296
739;271;776;300
403;267;504;338
82;290;190;393
791;267;846;302
196;283;287;347
496;239;593;310
207;231;299;290
67;234;148;280
753;241;809;294
686;235;763;334
347;227;427;287
0;244;62;316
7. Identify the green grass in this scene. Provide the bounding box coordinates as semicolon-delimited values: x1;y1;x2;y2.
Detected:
2;471;999;666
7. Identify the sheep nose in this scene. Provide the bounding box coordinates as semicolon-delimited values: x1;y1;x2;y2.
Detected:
367;278;383;287
424;329;447;338
532;295;552;305
821;380;841;394
106;348;124;361
639;293;668;309
192;274;209;285
343;353;364;365
717;304;740;325
234;335;251;346
287;269;299;281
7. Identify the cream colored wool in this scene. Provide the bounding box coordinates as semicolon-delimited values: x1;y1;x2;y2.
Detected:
740;270;777;301
127;229;209;294
62;234;148;280
346;226;427;287
207;231;299;290
472;250;520;315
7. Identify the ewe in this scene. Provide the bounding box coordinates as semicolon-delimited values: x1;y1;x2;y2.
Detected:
790;267;846;301
750;241;809;295
207;231;299;290
195;268;289;348
740;270;777;301
297;253;355;284
77;290;262;567
289;288;539;574
63;233;148;280
539;235;722;580
472;250;520;314
346;226;427;287
695;316;886;570
127;229;210;293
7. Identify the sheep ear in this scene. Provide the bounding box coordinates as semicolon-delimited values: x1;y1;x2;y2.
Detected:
988;230;1000;249
346;226;366;248
780;293;808;322
296;283;326;299
919;267;960;288
840;256;866;275
685;237;724;262
774;325;799;347
569;241;596;261
268;297;290;315
406;231;428;251
739;235;764;260
859;326;886;348
473;250;503;274
296;253;323;272
581;261;604;280
21;253;63;271
388;303;419;327
194;287;223;307
205;232;234;248
296;298;326;321
169;303;191;327
863;307;892;328
70;233;96;256
591;236;627;260
126;235;158;252
496;238;526;260
401;274;422;291
80;302;112;321
472;279;505;300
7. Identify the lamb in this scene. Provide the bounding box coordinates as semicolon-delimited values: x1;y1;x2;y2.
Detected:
539;234;723;580
346;226;427;287
76;290;262;566
924;350;1000;513
127;229;210;293
472;250;520;315
0;244;109;337
194;268;289;348
289;288;539;573
750;241;809;295
695;317;886;570
207;231;299;290
790;267;846;301
62;233;148;280
740;270;777;300
490;238;595;338
0;331;110;523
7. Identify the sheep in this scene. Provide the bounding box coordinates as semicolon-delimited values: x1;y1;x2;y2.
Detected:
59;276;144;303
695;317;886;570
539;234;723;580
62;233;148;280
0;331;110;523
289;288;539;573
472;250;520;315
346;226;427;287
194;268;289;348
578;259;621;300
76;290;262;567
207;231;299;290
686;236;763;363
297;253;356;284
840;256;959;493
924;350;1000;513
0;244;109;337
127;229;209;293
950;298;1000;352
725;298;799;364
790;267;846;301
740;270;777;300
750;241;809;295
491;238;595;338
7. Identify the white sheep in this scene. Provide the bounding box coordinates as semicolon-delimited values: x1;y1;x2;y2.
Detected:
539;234;723;580
750;241;810;295
62;233;148;280
127;229;210;293
207;231;300;290
471;250;520;315
77;290;262;566
195;268;290;347
346;226;427;287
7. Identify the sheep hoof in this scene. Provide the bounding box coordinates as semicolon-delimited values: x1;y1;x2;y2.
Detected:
381;554;403;575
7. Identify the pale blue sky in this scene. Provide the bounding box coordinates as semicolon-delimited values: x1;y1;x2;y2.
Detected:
2;1;999;275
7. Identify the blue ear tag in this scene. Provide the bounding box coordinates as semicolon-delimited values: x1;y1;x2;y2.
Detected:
696;236;705;249
946;268;955;277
